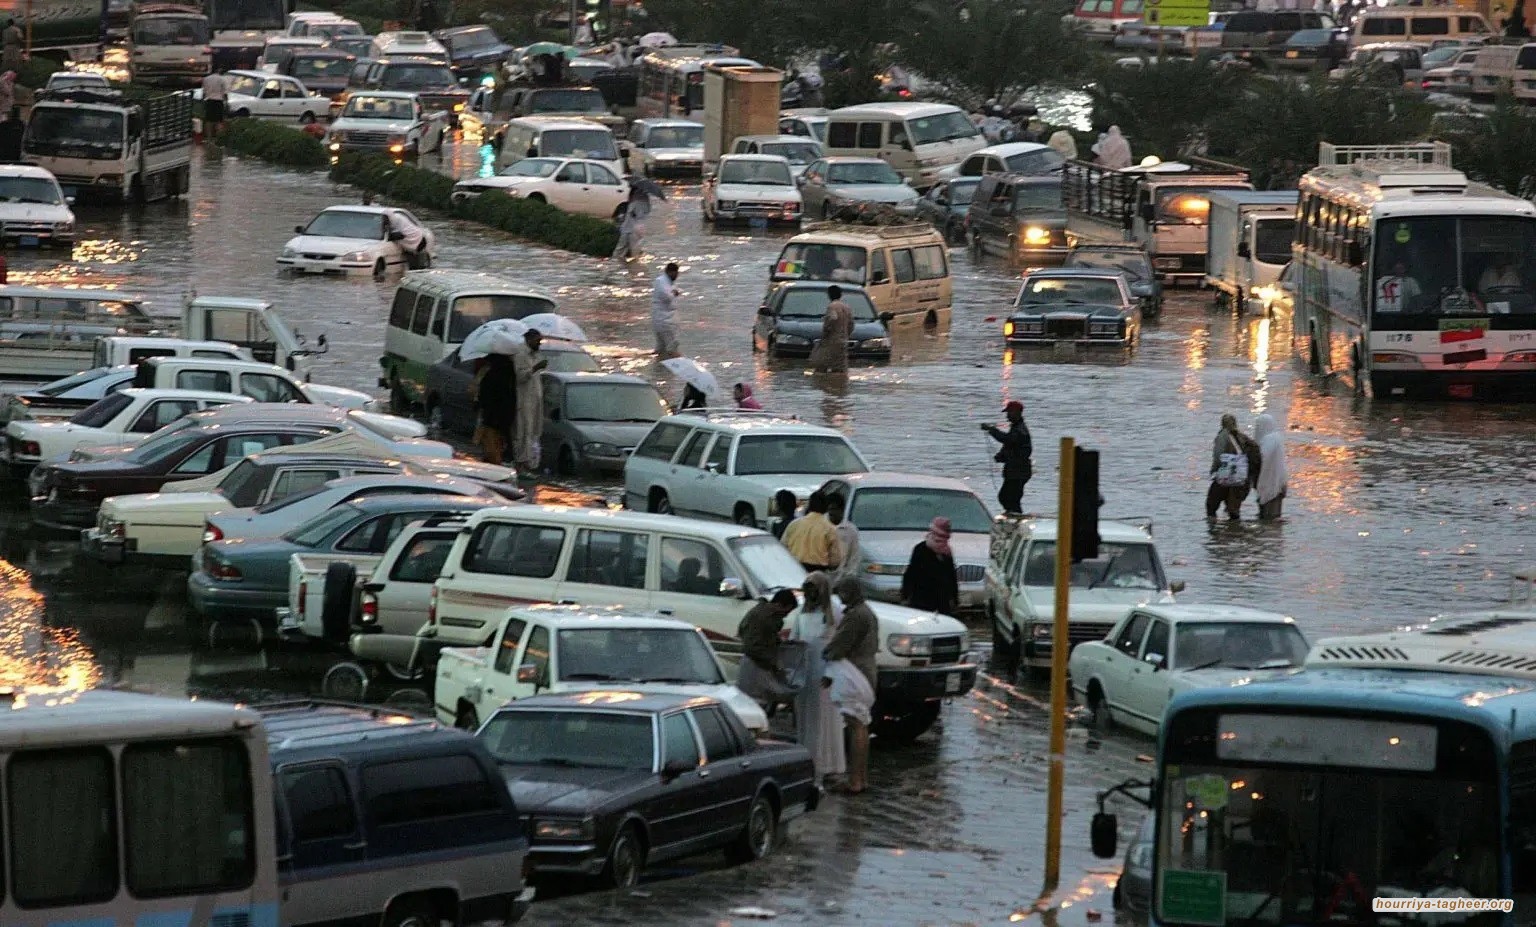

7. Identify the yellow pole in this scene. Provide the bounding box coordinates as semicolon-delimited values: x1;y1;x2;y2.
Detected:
1043;436;1075;894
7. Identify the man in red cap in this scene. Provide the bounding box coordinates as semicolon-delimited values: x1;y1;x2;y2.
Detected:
982;400;1032;514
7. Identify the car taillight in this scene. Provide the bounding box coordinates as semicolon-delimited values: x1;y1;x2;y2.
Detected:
428;585;438;625
297;580;307;619
19;441;38;456
202;522;224;543
360;591;378;624
207;559;242;580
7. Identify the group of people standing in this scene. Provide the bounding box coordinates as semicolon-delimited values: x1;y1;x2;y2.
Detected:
472;329;548;470
1206;412;1288;520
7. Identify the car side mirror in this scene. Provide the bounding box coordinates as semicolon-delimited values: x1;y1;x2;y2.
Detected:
879;311;895;323
661;758;692;781
388;230;405;241
897;139;913;151
757;305;773;316
795;175;806;186
65;196;75;205
1170;580;1186;594
1145;651;1166;671
294;224;305;233
719;577;746;598
1236;241;1251;258
1091;812;1119;859
516;663;540;684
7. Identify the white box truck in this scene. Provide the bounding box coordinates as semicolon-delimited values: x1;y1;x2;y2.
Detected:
1205;190;1298;312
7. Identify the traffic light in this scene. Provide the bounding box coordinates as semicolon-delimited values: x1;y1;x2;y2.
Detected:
1071;447;1100;563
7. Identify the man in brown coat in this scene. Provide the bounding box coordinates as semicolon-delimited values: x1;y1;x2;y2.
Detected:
826;575;879;793
736;589;799;711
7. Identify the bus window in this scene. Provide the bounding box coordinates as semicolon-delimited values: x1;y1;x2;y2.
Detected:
1374;216;1536;315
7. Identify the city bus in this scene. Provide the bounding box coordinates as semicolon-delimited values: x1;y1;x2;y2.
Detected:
1292;141;1536;399
635;43;759;119
1094;609;1536;927
0;688;279;927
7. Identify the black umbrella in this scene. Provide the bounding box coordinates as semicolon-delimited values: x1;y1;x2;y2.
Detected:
630;176;668;201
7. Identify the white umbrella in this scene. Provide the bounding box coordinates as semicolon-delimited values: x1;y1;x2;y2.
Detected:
460;318;530;361
638;31;678;48
661;356;719;396
521;312;589;343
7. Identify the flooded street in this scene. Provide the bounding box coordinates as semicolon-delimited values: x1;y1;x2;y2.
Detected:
0;140;1530;923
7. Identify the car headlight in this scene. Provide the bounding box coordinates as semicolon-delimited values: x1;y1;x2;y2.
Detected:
101;517;125;539
582;441;622;457
887;633;933;657
1090;321;1122;336
1023;226;1052;245
716;199;736;210
53;220;72;232
785;201;801;211
864;562;905;575
534;817;595;841
1003;320;1016;338
777;333;810;345
340;251;368;262
282;247;297;258
858;337;890;350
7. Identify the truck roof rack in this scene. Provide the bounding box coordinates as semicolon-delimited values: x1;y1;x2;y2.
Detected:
1318;141;1454;170
1309;610;1536;682
799;218;935;236
37;87;126;104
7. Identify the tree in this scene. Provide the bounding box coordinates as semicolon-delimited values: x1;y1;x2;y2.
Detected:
1085;59;1248;161
901;0;1088;110
1448;95;1536;195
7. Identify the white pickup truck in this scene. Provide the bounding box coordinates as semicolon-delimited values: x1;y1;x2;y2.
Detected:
433;603;770;734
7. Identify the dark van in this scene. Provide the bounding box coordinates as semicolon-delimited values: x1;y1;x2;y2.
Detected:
260;702;533;927
1221;10;1336;54
965;172;1070;265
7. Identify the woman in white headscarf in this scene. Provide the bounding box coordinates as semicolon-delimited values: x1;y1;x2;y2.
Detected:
1253;413;1288;520
1093;125;1133;170
1047;129;1078;162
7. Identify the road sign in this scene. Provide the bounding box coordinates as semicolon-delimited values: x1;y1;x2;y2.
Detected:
1143;0;1210;27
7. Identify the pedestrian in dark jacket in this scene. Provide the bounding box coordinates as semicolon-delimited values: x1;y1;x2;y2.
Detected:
473;354;515;464
901;517;959;615
825;576;878;794
1206;413;1261;519
983;399;1033;514
736;589;799;709
771;489;798;539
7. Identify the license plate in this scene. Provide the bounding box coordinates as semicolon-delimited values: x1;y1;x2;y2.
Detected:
945;672;961;694
749;217;768;229
19;236;38;247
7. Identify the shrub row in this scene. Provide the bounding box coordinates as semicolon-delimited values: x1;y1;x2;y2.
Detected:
221;117;330;168
331;153;619;258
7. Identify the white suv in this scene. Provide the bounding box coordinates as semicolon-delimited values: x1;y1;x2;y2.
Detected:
623;411;871;528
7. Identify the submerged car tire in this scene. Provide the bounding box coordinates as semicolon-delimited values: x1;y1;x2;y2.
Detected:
603;824;646;889
233;108;251;119
725;792;778;863
527;193;547;204
991;613;1019;668
649;490;672;515
381;897;438;927
556;444;577;475
455;703;480;731
872;701;941;745
1089;683;1113;730
299;111;316;124
373;258;387;278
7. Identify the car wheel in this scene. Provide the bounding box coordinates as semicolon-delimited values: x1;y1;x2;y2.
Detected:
372;258;387;279
649;490;672;515
968;232;984;260
945;219;962;245
1089;684;1113;730
603;824;646;889
725;792;778;863
991;612;1020;668
556;445;577;475
299;111;316;125
388;375;410;413
382;661;424;682
381;897;437;927
527;193;547;204
734;504;757;528
455;704;480;731
233;108;250;118
321;661;368;701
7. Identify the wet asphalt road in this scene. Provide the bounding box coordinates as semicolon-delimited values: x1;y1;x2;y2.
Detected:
0;138;1531;925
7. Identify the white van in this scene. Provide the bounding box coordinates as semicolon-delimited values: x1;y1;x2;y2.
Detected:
770;223;953;326
1351;9;1491;48
1468;41;1520;98
822;102;986;190
370;31;451;64
379;269;558;411
1512;43;1536;101
497;116;625;177
405;505;978;743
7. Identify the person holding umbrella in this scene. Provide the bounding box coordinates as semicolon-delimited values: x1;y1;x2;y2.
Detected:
511;330;548;473
661;356;718;411
614;177;667;262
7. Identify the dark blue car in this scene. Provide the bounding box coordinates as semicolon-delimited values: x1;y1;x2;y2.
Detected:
914;177;980;244
752;282;894;360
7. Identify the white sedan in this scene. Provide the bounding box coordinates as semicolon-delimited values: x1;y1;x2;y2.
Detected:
702;154;802;225
221;70;330;124
1068;604;1308;736
277;205;435;277
1;388;249;470
450;157;629;220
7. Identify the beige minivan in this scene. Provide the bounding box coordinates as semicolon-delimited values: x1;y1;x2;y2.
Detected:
769;223;953;327
1351;9;1490;48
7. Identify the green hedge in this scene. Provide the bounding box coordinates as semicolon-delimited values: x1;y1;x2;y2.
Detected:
331;153;619;258
221;118;330;168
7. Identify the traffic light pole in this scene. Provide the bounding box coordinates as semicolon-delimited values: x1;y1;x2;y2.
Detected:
1042;436;1075;894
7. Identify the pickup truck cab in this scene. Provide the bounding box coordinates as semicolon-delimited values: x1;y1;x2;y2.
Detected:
434;603;769;734
129;355;378;410
985;516;1182;674
2;387;249;472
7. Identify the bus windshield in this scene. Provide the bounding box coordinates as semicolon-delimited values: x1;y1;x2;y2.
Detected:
1156;186;1251;225
1372;215;1536;316
1159;712;1500;927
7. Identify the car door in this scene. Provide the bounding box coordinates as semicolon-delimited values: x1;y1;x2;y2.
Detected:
585;163;626;219
650;535;739;628
547;160;588;211
281;77;311;118
439;347;477;430
554;527;652;609
687;705;753;844
275;762;366;922
126;398;201;434
1102;611;1152;724
485;616;532;706
1124;615;1172;732
647;709;708;855
372;529;459;633
663;427;712;515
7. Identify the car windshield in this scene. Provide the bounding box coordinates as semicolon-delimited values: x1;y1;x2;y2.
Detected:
342;95;414;119
946;179;980;206
449;26;499;49
1254;218;1295;265
133;16;209;44
302;210;385;240
1005;149;1066;174
719;159;792;185
36;367;117;397
761;141;820;164
732;434;866;476
543;345;599;372
0;175;64;205
124;427;204;465
774;243;867;282
25;107;124;158
479;709;653;770
449;295;556;343
906;110;980;145
728;535;806;591
330;37;372;56
1022;541;1165;590
310;21;361;38
564;382;666;422
529;89;607;113
1172;622;1308;670
216;458;265;502
226;74;265;95
648;125;702;148
283;502;359;546
1018;276;1123;306
1422;46;1459;67
47;75;108;89
540;129;617;160
777;288;877;320
1287;27;1333;45
291;55;350;79
252;483;335;514
501;158;561;178
1067;249;1152;281
557;628;722;684
380;63;455;90
1013;181;1063;212
847;487;992;533
827;161;903;185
